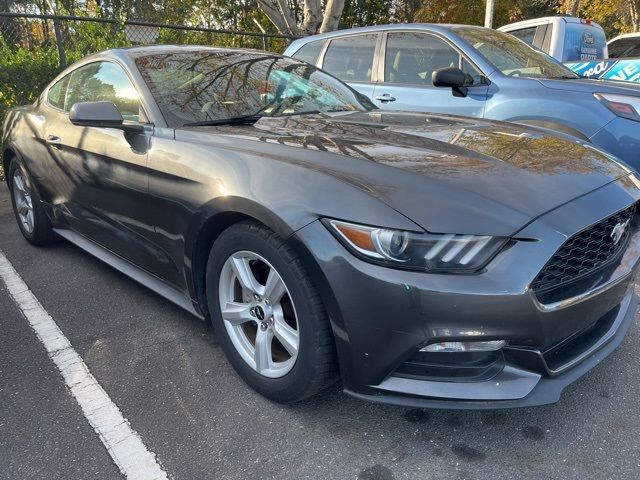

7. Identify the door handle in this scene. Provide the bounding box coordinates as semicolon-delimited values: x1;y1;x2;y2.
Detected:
45;135;62;149
374;94;396;103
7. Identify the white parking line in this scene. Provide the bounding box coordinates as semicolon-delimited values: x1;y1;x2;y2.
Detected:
0;250;169;480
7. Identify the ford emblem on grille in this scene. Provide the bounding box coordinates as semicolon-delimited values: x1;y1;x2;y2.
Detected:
611;218;631;245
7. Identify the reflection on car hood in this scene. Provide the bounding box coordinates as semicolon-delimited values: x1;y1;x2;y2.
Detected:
180;111;631;236
538;77;640;95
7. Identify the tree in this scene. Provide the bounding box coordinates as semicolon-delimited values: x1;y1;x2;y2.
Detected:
340;0;393;28
414;0;530;27
577;0;626;37
561;0;580;16
628;0;640;30
414;0;558;28
256;0;346;35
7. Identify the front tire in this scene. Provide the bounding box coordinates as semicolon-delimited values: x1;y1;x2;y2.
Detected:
8;158;56;245
206;220;338;403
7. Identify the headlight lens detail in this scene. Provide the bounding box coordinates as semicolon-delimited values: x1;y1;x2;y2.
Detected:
325;219;507;272
595;93;640;122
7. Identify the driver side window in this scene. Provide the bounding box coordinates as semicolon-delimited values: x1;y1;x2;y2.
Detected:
64;61;141;122
384;32;478;86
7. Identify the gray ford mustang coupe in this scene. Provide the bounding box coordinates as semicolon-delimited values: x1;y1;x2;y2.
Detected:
3;45;640;408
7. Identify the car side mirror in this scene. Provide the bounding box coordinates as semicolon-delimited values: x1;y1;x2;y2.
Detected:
69;101;125;128
432;67;474;98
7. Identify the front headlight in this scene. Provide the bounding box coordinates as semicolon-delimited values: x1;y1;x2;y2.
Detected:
595;93;640;122
324;219;508;273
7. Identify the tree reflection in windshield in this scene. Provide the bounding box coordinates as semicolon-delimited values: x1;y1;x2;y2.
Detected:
135;51;374;126
453;27;578;79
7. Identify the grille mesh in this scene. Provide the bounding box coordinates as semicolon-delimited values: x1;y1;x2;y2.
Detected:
532;204;637;295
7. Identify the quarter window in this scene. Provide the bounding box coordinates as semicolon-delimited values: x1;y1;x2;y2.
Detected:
384;32;469;86
64;62;140;121
322;34;377;82
47;75;69;110
291;39;325;65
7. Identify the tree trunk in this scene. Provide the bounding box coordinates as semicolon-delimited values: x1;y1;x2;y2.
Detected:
256;0;298;35
302;0;322;34
319;0;345;32
275;0;299;35
562;0;580;16
630;0;640;31
256;0;345;36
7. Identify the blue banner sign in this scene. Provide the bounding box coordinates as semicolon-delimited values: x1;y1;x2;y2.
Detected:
567;59;640;83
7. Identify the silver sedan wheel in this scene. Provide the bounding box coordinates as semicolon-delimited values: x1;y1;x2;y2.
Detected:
218;251;300;378
12;170;34;234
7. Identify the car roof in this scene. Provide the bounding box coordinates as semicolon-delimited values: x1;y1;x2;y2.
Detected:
608;32;640;43
81;44;280;63
291;23;488;42
499;16;604;31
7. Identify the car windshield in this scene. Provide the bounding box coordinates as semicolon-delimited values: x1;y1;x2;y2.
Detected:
135;51;374;126
452;27;579;79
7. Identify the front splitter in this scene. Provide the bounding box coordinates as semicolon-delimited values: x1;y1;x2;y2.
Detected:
345;291;638;410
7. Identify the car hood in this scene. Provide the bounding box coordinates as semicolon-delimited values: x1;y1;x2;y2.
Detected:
179;111;631;236
538;77;640;95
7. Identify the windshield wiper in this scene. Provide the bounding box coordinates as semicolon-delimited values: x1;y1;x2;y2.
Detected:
184;99;279;127
183;114;263;127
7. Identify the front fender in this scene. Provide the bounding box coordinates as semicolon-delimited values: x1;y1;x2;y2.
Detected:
484;78;612;138
184;194;299;263
508;119;589;142
150;131;425;307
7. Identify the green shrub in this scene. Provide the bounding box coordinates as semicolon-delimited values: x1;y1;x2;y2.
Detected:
0;41;62;180
0;41;62;120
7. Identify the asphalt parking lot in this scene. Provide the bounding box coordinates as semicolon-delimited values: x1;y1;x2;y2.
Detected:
1;182;640;480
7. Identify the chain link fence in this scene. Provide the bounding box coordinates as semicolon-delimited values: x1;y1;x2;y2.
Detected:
0;13;297;67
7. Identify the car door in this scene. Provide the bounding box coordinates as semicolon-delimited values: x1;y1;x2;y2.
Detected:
45;61;160;270
318;33;379;101
21;73;71;205
372;31;488;117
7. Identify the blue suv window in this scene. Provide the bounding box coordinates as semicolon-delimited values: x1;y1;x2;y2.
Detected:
384;32;466;86
322;34;377;82
291;39;325;65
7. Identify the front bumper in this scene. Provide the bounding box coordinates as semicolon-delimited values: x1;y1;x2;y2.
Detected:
291;176;640;408
346;289;637;409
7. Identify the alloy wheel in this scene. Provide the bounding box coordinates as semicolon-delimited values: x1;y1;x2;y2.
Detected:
12;170;34;234
218;251;300;378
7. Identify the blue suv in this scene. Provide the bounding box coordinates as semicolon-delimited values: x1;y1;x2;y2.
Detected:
284;24;640;170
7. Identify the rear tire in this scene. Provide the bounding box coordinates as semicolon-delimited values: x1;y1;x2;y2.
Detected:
206;220;338;403
8;158;56;246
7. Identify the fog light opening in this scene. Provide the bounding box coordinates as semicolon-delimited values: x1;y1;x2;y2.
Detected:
420;340;506;353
